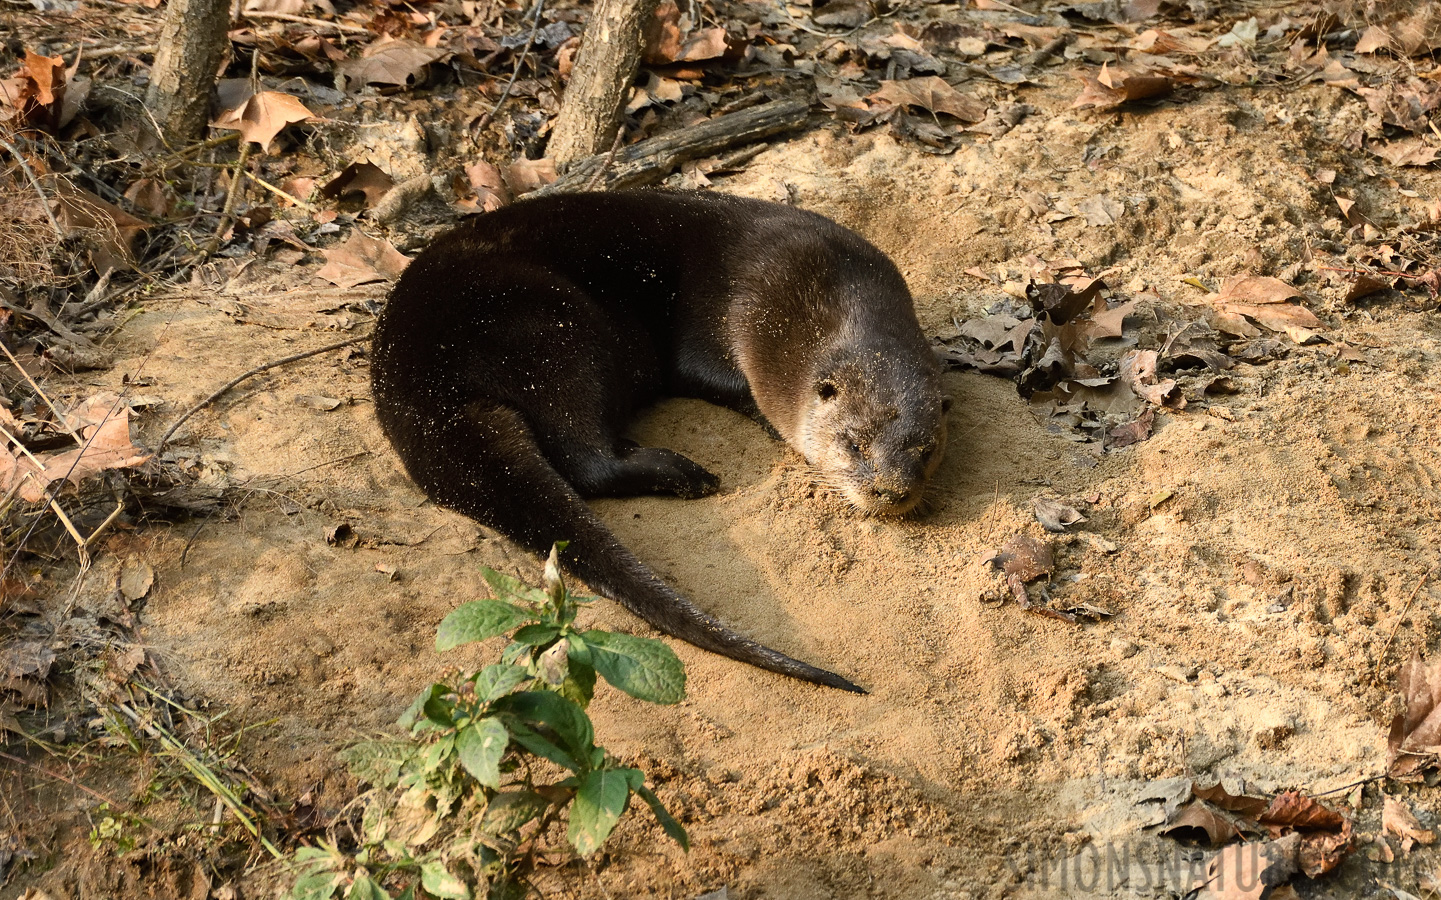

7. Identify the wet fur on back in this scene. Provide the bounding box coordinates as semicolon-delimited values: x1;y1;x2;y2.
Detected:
371;190;945;692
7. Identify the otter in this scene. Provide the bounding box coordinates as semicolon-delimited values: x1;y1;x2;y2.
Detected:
371;190;947;693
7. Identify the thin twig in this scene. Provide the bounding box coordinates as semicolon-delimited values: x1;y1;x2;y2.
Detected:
472;0;547;137
156;335;369;451
0;137;64;239
583;129;625;191
238;10;373;33
1376;568;1434;678
210;137;254;249
244;170;318;210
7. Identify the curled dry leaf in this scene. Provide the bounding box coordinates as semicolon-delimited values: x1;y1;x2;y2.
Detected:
1213;276;1301;305
210;90;315;150
462;161;510;212
1205;277;1321;343
1107;407;1154;448
1389;654;1441;778
1257;792;1344;831
1160;801;1243;845
988;534;1053;582
1072;63;1172;111
1193;782;1269;818
503;158;558;197
1032;498;1086;533
315;231;410;287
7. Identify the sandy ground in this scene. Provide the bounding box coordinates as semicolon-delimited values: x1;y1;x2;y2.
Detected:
16;79;1441;899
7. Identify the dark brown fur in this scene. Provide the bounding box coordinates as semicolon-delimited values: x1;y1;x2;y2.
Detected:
371;190;946;692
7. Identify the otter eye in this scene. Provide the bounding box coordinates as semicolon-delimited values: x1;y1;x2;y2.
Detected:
817;381;838;401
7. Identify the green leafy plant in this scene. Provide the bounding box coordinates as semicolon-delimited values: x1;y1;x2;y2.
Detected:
287;544;689;900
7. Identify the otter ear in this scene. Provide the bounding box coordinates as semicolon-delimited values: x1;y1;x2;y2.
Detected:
941;395;953;413
816;380;839;401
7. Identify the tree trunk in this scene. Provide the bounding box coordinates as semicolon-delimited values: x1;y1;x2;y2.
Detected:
146;0;232;145
547;0;658;169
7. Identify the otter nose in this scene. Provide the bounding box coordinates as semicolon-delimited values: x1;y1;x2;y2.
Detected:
872;486;911;505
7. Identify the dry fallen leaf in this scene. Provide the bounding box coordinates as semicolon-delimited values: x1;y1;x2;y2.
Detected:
1344;274;1391;303
295;395;343;411
869;77;987;122
52;184;149;273
337;41;450;90
1073;64;1172;110
1160;800;1243;845
1257;792;1344;831
1390;654;1441;778
210;90;315;150
119;558;154;601
0;394;149;503
1213;275;1301;305
1383;797;1437;852
1190;834;1300;900
1371;140;1441;167
1085;298;1140;340
1194;782;1269;818
319;162;395;208
315;231;410;287
1033;498;1086;533
503;157;558;197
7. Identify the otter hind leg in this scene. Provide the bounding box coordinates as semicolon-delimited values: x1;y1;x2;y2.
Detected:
564;444;719;499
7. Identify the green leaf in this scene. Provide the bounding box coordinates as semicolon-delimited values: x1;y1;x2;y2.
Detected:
395;889;416;900
437;600;536;651
635;783;690;851
481;790;550;835
399;684;445;731
567;769;631;856
421;693;455;729
346;872;390;900
290;871;344;900
497;691;594;762
479;567;547;606
456;717;509;789
504;720;579;772
472;664;529;703
419;861;471;900
510;623;561;647
559;657;596;708
581;630;686;704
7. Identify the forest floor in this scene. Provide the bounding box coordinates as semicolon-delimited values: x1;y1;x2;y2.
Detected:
4;0;1441;898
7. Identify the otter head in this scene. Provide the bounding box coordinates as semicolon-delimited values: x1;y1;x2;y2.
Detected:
796;347;949;516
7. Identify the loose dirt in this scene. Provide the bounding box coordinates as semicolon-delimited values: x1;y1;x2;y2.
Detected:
11;33;1441;900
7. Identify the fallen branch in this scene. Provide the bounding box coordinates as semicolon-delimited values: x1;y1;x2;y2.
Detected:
537;97;810;195
156;334;369;451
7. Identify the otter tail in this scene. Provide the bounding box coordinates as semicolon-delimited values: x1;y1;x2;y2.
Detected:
377;397;866;694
